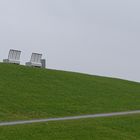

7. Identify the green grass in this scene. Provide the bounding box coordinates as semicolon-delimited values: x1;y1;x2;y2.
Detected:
0;114;140;140
0;63;140;139
0;63;140;121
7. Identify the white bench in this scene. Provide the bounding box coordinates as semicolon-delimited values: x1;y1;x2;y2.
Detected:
3;49;21;65
26;53;42;67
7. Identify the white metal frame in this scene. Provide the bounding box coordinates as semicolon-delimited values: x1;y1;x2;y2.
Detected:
3;49;21;64
26;53;42;67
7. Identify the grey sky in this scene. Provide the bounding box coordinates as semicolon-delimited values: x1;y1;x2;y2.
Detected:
0;0;140;82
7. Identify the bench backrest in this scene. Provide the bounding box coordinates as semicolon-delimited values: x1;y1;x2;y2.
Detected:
30;53;42;63
8;49;21;60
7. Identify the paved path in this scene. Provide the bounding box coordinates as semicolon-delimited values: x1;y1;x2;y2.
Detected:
0;110;140;126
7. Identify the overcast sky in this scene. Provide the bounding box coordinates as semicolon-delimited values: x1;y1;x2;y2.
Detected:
0;0;140;82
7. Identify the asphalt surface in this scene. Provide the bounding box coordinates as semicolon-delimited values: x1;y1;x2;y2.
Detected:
0;110;140;126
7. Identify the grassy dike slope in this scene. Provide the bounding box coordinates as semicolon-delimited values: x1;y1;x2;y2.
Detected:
0;63;140;121
1;115;140;140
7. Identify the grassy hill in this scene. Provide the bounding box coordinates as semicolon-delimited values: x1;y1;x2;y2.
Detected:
0;63;140;139
1;115;140;140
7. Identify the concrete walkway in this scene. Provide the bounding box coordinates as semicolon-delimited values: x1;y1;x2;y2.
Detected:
0;110;140;126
